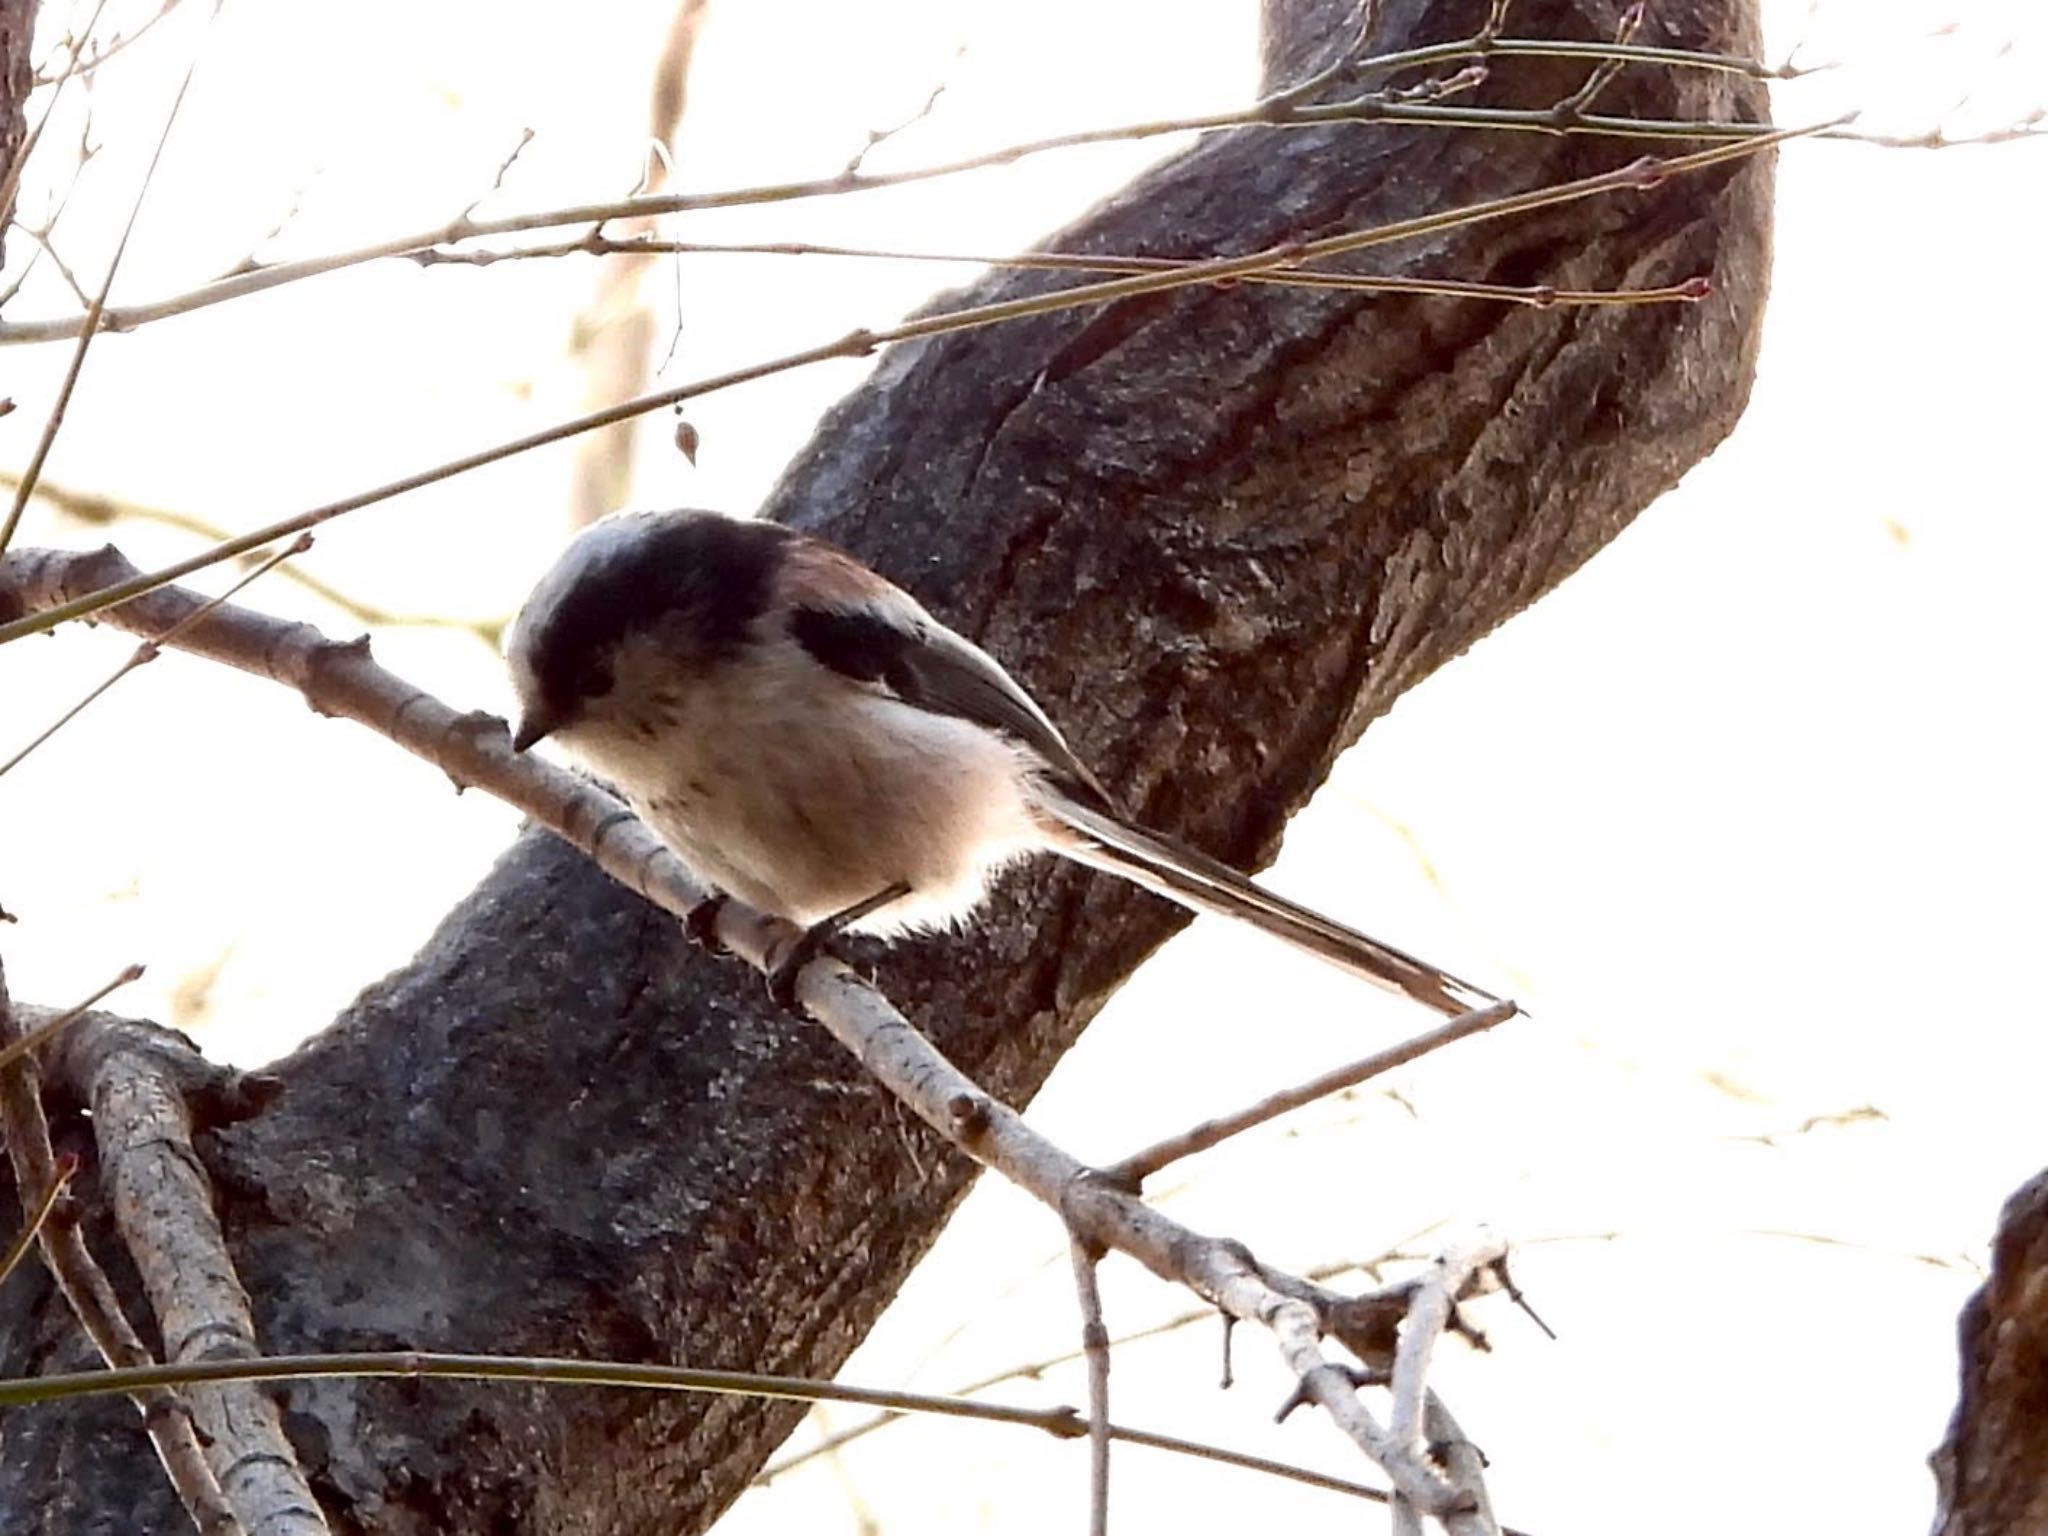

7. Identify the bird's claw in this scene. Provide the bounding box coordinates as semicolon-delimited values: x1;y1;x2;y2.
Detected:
766;924;839;1013
683;895;729;954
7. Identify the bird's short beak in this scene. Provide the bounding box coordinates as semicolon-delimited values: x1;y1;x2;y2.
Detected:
511;707;559;754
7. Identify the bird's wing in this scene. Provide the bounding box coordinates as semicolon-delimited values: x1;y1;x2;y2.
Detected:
779;542;1112;810
776;539;1493;1017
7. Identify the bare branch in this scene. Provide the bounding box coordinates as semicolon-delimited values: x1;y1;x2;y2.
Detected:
0;1345;1093;1426
419;230;1715;310
1067;1235;1112;1536
757;1239;1440;1482
0;1338;1509;1525
0;470;506;641
461;127;536;222
1832;112;2046;149
1109;1000;1520;1186
0;533;310;778
842;39;965;177
0;0;111;234
34;0;186;86
0;958;242;1535
87;1030;329;1532
0;962;142;1073
1550;1;1646;126
0;0;223;559
0;1150;74;1287
0;117;1814;647
1351;0;1806;94
209;168;326;282
0;121;94;310
0;29;1802;349
1263;0;1385;109
12;217;92;306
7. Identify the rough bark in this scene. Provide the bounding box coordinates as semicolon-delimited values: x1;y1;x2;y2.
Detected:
1934;1174;2048;1536
0;0;35;262
0;1;1771;1530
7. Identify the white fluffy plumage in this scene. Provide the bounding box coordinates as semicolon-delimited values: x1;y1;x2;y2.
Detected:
506;509;1493;1016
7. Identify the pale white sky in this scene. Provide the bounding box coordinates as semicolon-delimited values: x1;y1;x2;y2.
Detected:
1;2;2044;1532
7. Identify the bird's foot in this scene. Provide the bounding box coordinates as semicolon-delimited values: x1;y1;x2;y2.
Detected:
682;894;729;954
765;880;912;1014
766;924;842;1012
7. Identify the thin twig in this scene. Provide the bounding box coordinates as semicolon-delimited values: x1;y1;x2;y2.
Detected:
0;225;50;310
0;963;144;1073
1111;1000;1519;1185
0;0;113;235
0;470;506;641
0;958;241;1535
0;136;92;311
0;535;311;779
418;232;1713;310
0;0;223;560
843;43;963;177
209;171;324;282
0;119;1815;647
1263;0;1385;110
1835;114;2046;150
0;1342;1469;1517
14;221;94;308
769;1401;1426;1515
0;1151;76;1287
461;127;536;221
1353;1;1810;91
35;0;187;85
1551;2;1645;125
756;1240;1436;1483
1067;1237;1112;1536
0;36;1807;349
0;1344;1088;1421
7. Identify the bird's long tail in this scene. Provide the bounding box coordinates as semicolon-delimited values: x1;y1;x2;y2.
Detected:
1036;790;1495;1018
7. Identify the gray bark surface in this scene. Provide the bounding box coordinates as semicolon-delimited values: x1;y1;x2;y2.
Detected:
0;2;1771;1529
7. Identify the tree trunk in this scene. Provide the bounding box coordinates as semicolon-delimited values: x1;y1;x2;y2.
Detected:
1934;1173;2048;1535
0;0;37;265
0;1;1771;1530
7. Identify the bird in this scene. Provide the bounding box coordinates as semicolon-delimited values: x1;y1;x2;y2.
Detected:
505;508;1493;1016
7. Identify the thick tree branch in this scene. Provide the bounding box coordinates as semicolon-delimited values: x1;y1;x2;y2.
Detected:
85;1030;327;1533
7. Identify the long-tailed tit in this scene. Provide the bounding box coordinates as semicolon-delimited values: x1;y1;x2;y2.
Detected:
506;509;1492;1016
